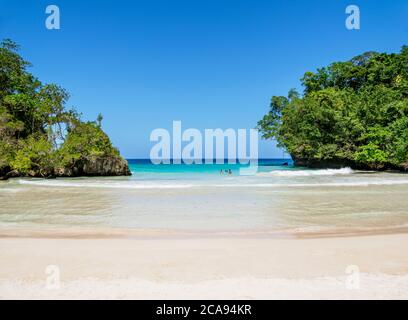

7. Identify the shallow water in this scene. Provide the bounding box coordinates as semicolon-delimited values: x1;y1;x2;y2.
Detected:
1;159;408;235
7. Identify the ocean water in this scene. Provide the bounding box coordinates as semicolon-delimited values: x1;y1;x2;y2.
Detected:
1;159;408;235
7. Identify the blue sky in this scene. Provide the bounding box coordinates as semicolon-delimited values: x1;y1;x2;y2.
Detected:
1;0;407;158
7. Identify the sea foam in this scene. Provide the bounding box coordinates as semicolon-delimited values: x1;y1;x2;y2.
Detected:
16;179;194;189
15;177;408;189
258;167;354;177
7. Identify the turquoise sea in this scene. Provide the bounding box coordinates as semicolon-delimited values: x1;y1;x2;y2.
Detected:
1;159;408;235
128;158;293;180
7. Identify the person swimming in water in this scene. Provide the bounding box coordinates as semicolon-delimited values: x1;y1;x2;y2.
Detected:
228;169;232;175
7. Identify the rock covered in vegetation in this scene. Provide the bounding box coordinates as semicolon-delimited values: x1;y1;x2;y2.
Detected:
55;156;131;177
1;156;131;180
291;156;403;171
258;46;408;171
0;39;130;180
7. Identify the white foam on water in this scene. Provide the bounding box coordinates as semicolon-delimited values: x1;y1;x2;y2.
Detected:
258;167;354;177
15;177;408;189
17;179;194;189
210;180;408;188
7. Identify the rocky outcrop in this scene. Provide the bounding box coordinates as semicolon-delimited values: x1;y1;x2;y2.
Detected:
56;156;131;177
0;166;11;180
292;155;406;172
292;157;354;169
0;156;131;180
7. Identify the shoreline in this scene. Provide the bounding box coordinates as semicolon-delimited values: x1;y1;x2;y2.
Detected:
1;224;408;240
2;167;408;299
1;233;408;299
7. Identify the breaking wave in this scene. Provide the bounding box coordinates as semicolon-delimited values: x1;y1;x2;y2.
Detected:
258;167;354;177
16;180;194;189
15;176;408;189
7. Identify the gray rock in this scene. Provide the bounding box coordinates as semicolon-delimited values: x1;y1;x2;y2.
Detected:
1;156;131;180
291;155;407;172
56;155;131;177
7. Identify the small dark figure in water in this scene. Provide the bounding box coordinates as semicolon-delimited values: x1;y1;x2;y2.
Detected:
228;169;232;175
282;162;289;166
220;169;223;175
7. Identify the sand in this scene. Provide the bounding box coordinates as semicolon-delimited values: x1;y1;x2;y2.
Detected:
1;233;408;299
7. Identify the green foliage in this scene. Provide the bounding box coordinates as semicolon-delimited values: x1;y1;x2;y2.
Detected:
354;143;389;169
0;39;123;176
389;117;408;164
58;122;119;167
258;46;408;169
10;135;55;176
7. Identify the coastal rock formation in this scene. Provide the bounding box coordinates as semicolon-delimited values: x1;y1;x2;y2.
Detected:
258;46;408;172
56;156;131;177
1;157;131;180
0;166;10;180
0;40;131;181
292;157;353;169
292;155;406;171
80;156;131;176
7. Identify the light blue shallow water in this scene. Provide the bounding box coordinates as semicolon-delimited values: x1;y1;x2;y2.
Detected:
1;159;408;233
127;159;293;181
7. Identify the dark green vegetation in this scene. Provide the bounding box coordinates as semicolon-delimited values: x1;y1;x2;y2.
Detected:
0;39;130;179
258;46;408;171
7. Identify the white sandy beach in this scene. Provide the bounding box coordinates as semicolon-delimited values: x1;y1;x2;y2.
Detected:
1;170;408;299
1;233;408;299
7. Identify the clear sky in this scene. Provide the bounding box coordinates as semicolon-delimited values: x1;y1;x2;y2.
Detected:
1;0;407;158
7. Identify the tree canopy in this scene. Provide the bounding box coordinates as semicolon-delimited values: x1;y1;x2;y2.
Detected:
258;46;408;170
0;39;125;177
